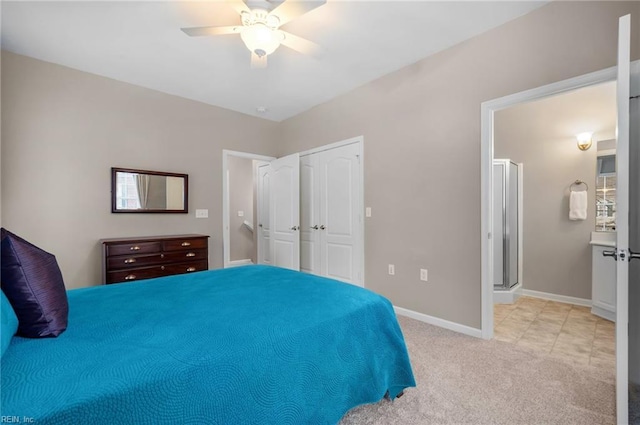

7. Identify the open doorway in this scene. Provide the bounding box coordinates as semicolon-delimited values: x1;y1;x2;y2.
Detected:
481;53;639;423
222;150;275;268
491;81;617;366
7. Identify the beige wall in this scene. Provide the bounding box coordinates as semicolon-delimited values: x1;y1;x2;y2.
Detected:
279;1;640;328
228;155;255;263
495;82;616;300
1;51;279;289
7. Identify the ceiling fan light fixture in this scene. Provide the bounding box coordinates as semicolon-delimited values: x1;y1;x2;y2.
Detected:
240;24;282;57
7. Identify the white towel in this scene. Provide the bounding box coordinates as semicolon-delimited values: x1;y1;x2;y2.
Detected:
569;191;587;221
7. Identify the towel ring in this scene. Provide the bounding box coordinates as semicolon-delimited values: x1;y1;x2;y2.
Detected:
570;180;588;191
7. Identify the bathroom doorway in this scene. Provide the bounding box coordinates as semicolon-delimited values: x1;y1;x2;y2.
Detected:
480;32;638;421
222;150;275;268
491;81;617;365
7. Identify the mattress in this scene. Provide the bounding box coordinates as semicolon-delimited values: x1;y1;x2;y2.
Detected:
1;265;415;424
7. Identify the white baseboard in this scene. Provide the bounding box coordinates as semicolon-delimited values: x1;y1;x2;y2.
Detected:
591;302;616;322
394;306;482;338
494;283;523;304
228;259;253;267
521;289;591;307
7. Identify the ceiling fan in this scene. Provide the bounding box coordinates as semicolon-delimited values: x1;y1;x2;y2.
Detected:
181;0;326;69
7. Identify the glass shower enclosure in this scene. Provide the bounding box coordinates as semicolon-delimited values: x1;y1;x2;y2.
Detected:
493;159;519;289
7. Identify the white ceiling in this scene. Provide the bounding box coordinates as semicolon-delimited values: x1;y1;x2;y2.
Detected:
1;1;548;121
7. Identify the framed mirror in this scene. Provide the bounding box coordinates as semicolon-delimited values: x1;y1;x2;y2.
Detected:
111;167;188;213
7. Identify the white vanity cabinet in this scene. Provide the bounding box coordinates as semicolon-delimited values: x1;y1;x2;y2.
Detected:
590;233;616;322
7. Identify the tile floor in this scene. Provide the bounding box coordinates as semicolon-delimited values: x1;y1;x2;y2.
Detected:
494;296;615;368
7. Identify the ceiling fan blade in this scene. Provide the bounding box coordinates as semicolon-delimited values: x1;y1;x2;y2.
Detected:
270;0;326;26
280;31;322;58
228;0;250;14
181;26;241;37
251;52;267;69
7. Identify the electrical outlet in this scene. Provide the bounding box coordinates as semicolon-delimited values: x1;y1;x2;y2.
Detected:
238;211;244;217
388;264;395;275
365;207;372;217
420;269;428;282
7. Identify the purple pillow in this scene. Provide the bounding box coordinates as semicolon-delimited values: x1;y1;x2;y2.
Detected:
1;228;68;337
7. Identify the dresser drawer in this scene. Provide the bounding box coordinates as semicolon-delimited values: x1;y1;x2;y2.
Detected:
106;265;167;284
162;249;207;263
107;253;166;270
163;260;208;276
163;238;208;251
107;241;161;257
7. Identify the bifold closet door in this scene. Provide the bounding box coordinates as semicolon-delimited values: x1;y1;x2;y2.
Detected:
269;153;300;271
320;143;361;284
257;163;271;265
301;143;362;286
300;154;321;274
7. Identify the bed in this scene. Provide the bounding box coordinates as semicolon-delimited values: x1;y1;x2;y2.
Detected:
1;265;415;424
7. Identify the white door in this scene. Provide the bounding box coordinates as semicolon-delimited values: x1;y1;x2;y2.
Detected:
257;162;271;265
300;154;321;274
320;143;362;285
614;13;631;424
629;44;640;413
269;153;300;270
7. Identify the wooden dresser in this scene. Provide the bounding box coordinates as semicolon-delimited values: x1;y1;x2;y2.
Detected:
101;234;209;284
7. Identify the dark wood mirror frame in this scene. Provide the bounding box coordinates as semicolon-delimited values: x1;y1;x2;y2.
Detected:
111;167;189;213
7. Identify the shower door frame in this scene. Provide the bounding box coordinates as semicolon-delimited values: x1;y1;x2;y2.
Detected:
493;159;519;290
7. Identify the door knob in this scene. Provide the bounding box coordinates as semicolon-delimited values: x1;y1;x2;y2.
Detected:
290;226;299;231
320;225;326;230
258;223;263;228
602;250;617;261
630;249;640;263
311;225;319;230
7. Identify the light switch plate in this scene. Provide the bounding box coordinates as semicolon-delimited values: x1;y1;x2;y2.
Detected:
365;207;372;217
420;269;428;282
238;211;244;217
195;209;208;218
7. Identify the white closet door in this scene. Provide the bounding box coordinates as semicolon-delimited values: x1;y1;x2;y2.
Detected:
300;154;321;274
270;153;300;271
257;163;271;265
319;143;361;285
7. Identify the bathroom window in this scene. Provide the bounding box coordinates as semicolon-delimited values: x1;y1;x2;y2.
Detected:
596;156;616;232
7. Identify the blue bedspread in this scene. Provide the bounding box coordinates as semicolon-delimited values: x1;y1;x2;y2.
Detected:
1;265;415;424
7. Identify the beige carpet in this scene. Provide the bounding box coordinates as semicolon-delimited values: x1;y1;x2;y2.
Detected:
340;316;615;425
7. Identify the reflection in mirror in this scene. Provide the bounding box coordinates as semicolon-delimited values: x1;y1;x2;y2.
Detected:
595;139;616;231
112;168;188;213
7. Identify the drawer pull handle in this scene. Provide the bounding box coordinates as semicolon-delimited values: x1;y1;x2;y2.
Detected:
181;241;191;247
124;274;136;281
130;246;141;251
161;266;165;271
124;258;136;264
186;267;196;272
186;252;196;257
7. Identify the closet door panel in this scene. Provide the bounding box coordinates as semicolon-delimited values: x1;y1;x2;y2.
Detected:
270;153;300;270
320;144;360;284
300;155;320;274
326;244;353;282
257;164;271;264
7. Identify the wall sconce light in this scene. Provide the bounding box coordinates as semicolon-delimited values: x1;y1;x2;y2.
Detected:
576;132;593;151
